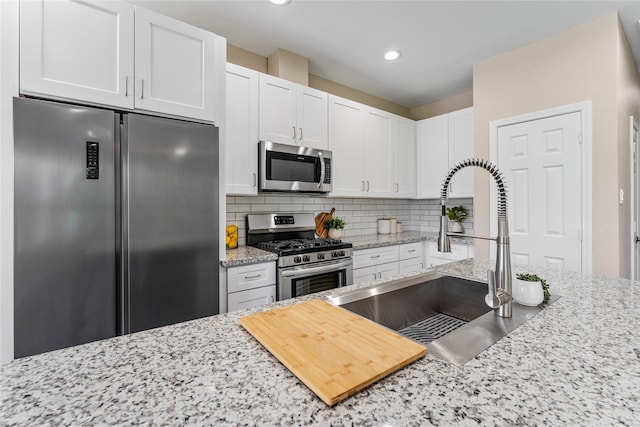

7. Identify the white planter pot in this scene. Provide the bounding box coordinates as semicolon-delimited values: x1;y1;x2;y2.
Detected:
328;228;343;239
512;278;544;306
450;222;463;233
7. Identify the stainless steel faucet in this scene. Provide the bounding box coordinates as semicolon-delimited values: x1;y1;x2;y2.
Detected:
437;158;512;318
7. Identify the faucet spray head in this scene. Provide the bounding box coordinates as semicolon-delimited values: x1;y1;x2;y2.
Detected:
438;199;451;252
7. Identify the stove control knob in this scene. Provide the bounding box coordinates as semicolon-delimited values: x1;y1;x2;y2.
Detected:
294;256;302;263
339;250;345;257
317;253;325;260
332;251;339;258
303;255;310;262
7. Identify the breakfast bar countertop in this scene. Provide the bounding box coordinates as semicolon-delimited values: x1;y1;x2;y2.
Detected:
1;259;639;426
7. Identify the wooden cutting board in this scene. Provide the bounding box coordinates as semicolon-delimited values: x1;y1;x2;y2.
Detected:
238;299;427;406
314;207;335;238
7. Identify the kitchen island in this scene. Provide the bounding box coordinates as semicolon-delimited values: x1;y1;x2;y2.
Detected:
1;259;638;425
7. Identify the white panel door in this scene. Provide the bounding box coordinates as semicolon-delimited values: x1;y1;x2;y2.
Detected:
259;74;297;145
20;0;135;109
365;110;394;198
297;87;328;149
497;111;582;273
417;114;449;198
328;96;365;197
449;107;474;198
134;7;219;122
226;64;259;195
394;117;417;198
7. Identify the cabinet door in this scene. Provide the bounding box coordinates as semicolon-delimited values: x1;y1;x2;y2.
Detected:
328;95;366;197
417;114;449;198
378;262;399;280
297;86;328;149
20;0;135;109
394;116;417;198
226;64;259;195
365;109;394;197
449;108;474;198
134;7;220;122
353;266;376;285
259;74;297;145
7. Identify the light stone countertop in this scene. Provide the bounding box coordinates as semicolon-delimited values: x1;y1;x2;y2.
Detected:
344;231;473;249
221;245;278;267
1;258;639;425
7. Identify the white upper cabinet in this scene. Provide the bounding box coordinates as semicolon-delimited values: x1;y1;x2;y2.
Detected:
226;63;259;195
394;117;417;198
20;0;135;109
364;109;394;198
328;95;366;196
20;0;224;122
329;95;401;198
134;7;223;122
417;107;474;199
259;74;328;149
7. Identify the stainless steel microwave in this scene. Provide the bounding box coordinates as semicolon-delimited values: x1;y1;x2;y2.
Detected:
258;141;332;194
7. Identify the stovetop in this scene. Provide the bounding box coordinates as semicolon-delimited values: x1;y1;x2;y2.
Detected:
255;238;350;255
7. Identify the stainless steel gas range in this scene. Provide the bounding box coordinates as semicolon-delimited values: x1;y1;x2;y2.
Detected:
247;213;353;300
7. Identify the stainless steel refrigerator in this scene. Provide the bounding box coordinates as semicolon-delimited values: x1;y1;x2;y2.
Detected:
13;97;219;358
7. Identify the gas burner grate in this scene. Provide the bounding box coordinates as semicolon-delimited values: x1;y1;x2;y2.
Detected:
398;313;467;346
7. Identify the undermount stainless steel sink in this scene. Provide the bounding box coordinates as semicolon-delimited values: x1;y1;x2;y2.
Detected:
328;271;558;366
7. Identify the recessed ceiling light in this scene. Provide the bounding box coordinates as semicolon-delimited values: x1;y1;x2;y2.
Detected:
269;0;291;5
384;50;402;61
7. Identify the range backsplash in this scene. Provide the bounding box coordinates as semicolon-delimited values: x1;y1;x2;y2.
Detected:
226;195;473;247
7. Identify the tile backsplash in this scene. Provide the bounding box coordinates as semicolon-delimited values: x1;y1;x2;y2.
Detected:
226;195;474;246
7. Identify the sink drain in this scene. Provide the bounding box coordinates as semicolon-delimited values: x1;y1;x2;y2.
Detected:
398;313;467;346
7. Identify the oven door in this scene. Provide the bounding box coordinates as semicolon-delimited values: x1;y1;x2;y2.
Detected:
278;259;352;300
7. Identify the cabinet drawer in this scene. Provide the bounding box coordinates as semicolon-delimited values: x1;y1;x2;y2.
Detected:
398;242;422;260
228;285;275;312
227;262;276;293
353;246;399;269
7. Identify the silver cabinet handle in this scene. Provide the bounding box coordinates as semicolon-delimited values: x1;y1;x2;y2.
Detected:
370;255;381;259
361;180;365;191
141;80;144;99
408;249;416;253
299;127;303;141
244;274;261;279
292;126;297;140
125;76;129;97
396;183;399;193
366;181;370;191
252;173;257;187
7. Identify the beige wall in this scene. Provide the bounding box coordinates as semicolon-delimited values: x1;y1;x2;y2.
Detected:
410;91;473;120
616;18;640;277
226;44;411;118
473;12;639;278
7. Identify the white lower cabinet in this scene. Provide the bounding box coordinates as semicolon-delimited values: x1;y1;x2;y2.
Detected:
425;241;474;267
226;262;276;312
398;242;424;274
353;246;399;284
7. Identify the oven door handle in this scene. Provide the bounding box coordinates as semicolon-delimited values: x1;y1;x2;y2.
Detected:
281;259;352;278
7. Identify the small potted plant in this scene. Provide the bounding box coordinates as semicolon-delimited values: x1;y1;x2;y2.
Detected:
324;217;346;239
446;205;468;233
513;273;550;306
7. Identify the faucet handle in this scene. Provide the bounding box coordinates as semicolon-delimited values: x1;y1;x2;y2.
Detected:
485;270;503;309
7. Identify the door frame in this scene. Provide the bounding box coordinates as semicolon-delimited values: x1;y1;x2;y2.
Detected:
488;101;593;275
630;116;639;280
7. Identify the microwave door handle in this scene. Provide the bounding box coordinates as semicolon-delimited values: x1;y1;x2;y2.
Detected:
318;152;325;189
281;259;352;277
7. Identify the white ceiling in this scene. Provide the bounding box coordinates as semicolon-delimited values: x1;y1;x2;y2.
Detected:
131;0;640;108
